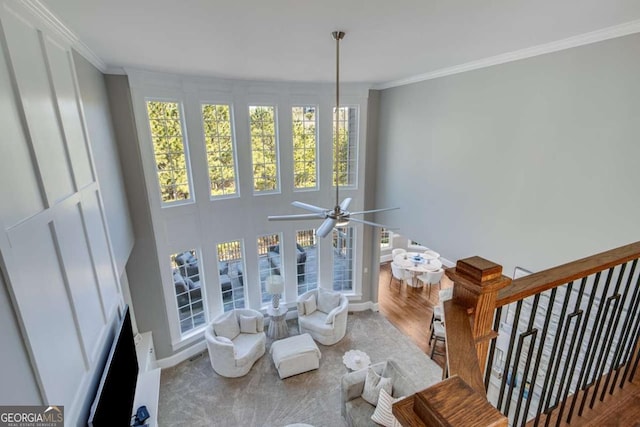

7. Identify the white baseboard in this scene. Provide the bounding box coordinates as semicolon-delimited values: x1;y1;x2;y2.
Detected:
156;340;207;369
379;254;393;263
440;257;455;268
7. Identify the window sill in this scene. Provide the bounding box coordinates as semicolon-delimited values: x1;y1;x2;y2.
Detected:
171;325;206;351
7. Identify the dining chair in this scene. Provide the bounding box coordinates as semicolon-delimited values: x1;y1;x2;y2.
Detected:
430;320;446;358
423;249;440;259
418;268;445;297
390;262;410;289
430;304;443;331
391;248;407;258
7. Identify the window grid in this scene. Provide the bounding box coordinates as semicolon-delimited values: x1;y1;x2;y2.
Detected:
333;106;358;187
250;106;279;192
333;227;354;292
380;228;391;249
292;106;318;189
146;101;191;203
170;250;205;334
216;240;246;312
202;104;237;197
258;234;282;304
297;229;317;295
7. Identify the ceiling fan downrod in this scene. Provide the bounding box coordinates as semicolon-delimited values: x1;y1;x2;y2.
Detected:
332;30;345;213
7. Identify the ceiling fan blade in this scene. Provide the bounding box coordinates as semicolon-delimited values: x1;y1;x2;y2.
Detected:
349;206;400;216
316;218;337;238
268;213;325;221
291;201;327;214
339;197;352;211
348;217;393;229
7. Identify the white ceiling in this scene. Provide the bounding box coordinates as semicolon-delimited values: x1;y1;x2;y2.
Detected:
43;0;640;85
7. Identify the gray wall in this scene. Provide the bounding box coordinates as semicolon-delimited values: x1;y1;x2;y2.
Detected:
74;52;134;274
104;75;171;358
364;90;381;303
374;33;640;275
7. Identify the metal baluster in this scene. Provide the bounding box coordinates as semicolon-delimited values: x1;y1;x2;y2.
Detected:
497;300;524;411
485;306;503;391
577;268;615;416
533;283;573;426
566;272;604;420
522;288;558;427
554;276;589;424
609;260;640;392
589;293;621;409
513;294;540;426
552;311;584;427
620;309;640;384
539;283;574;427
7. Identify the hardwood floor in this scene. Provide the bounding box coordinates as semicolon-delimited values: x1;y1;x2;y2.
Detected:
377;262;451;369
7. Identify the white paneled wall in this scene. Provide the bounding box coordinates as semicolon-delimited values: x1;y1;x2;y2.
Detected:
0;1;123;424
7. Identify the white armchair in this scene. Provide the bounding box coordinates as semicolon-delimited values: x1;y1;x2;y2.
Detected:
205;308;266;378
297;288;348;345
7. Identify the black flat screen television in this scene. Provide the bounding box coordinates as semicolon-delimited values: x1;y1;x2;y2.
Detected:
88;305;139;427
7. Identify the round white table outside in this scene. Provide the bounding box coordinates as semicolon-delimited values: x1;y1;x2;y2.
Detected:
342;349;371;370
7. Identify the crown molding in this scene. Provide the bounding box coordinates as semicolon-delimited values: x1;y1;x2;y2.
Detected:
375;19;640;90
17;0;107;72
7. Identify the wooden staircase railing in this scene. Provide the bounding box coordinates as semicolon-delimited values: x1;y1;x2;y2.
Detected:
393;241;640;426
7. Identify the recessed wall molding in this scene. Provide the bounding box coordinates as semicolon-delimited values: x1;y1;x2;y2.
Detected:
375;18;640;90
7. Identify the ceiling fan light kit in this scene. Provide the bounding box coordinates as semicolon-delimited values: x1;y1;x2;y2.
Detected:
267;31;397;238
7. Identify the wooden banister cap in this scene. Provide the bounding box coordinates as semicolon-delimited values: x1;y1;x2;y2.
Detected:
394;375;507;427
456;257;503;282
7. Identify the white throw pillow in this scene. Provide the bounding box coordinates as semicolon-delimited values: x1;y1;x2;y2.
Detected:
317;287;341;313
217;336;232;344
303;294;317;315
213;310;240;340
370;388;404;427
239;314;258;334
361;367;393;406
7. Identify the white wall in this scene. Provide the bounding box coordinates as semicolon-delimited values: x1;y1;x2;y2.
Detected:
74;52;134;275
374;33;640;275
0;1;129;424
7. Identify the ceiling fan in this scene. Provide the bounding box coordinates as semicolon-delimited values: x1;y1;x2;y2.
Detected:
268;31;398;238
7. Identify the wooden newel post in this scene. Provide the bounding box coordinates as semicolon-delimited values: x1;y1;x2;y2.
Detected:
446;256;512;376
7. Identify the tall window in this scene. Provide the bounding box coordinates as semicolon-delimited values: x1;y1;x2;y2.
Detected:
250;105;279;193
202;104;237;197
380;228;391;249
296;229;317;295
216;240;246;312
333;106;358;187
333;227;354;292
292;106;317;189
258;234;282;304
170;250;205;334
146;101;191;203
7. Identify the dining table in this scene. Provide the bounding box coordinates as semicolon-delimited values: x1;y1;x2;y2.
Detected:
393;251;443;287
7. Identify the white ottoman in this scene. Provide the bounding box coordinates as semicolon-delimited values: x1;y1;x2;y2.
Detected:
270;333;321;379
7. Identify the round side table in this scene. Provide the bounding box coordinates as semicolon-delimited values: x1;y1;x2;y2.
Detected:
342;349;371;371
267;306;289;339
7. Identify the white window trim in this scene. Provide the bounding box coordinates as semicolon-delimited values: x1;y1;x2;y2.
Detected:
248;103;281;195
199;100;241;201
291;104;319;192
333;104;360;190
144;97;196;207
